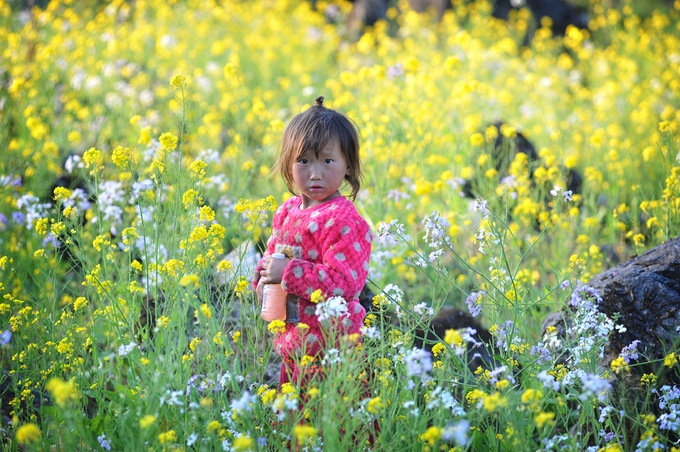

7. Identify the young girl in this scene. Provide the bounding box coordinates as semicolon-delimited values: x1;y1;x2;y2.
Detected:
252;96;372;387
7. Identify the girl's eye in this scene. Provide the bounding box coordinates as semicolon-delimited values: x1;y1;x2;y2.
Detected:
324;159;333;164
298;159;309;164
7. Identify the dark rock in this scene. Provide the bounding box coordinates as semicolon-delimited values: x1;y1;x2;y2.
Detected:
414;306;497;373
542;236;680;384
588;236;680;374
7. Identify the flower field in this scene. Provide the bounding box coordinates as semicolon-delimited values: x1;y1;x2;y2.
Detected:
2;0;680;450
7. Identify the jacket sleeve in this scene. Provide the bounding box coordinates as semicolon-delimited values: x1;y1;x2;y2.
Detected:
281;211;372;302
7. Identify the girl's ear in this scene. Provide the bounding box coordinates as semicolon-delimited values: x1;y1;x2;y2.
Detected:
345;166;350;176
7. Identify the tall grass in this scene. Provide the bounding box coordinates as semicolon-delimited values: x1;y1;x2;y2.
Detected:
1;0;680;450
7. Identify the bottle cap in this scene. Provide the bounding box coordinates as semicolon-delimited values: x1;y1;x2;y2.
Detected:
272;253;286;259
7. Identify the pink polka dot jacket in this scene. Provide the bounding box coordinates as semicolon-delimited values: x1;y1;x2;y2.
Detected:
253;195;372;362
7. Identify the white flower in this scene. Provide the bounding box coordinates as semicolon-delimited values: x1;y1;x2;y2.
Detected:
360;326;381;340
187;433;198;446
550;184;562;196
117;341;137;357
315;296;348;322
413;302;434;317
442;419;470;446
230;391;255;414
405;348;433;378
383;284;404;304
322;348;341;365
160;389;184;406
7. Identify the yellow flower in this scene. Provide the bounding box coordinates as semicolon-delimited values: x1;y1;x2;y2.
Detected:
444;329;463;346
207;420;221;432
183;189;199;209
217;260;233;273
610;356;630;374
640;373;657;387
83;147;103;168
495;379;510;390
33;249;45;258
63;206;77;219
73;297;88;311
53;186;72;201
482;392;507;411
138;126;152;145
260;388;276;405
307;387;320;399
46;377;80;406
310;289;324;304
16;423;41;444
664;352;677;367
158;430;177;444
179;274;200;288
470;133;485;147
535;411;555;428
170;74;185;89
35;218;48;235
268;320;286;334
293;424;317;445
431;343;446;357
367;396;384;414
189;337;201;352
231;331;241;343
156;316;169;328
232;436;254;451
420;425;442;445
199;206;215;222
199;303;212;319
139;414;156;429
500;124;517;138
521;388;544;404
190;159;207;178
300;355;315;367
213;332;224;345
403;56;420;72
112;146;134;168
159;132;178;151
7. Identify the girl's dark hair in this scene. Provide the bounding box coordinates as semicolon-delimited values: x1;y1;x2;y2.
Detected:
275;96;363;200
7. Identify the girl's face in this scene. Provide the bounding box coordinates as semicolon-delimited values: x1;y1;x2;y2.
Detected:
292;138;349;209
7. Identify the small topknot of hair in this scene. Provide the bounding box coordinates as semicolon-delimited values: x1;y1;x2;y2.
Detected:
314;96;324;107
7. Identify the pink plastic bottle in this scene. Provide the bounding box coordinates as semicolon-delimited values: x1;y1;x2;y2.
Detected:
260;253;287;322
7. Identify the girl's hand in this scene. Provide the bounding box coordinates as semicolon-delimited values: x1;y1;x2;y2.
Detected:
258;255;289;285
255;280;264;305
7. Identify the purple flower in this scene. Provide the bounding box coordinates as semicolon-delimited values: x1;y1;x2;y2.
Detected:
493;320;515;348
42;235;59;249
619;340;641;363
563;190;573;202
530;344;551;364
0;175;22;187
559;280;571;291
11;211;25;225
465;291;483;317
0;213;6;231
387;62;404;79
0;330;11;347
97;433;112;451
568;282;602;310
